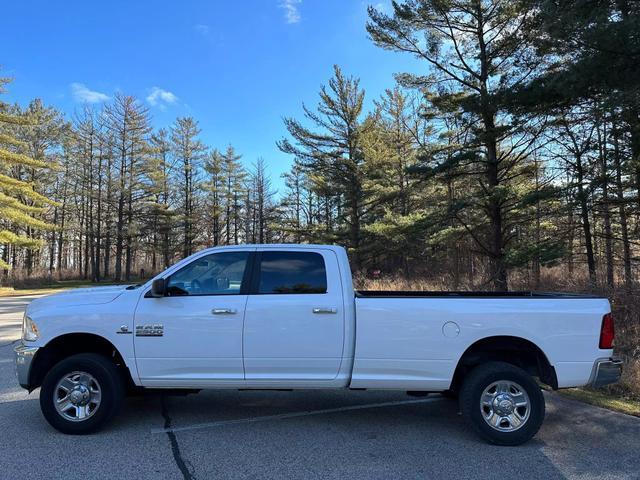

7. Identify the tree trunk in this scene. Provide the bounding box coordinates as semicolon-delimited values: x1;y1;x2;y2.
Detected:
575;154;597;284
613;121;632;287
533;157;541;289
348;179;361;271
115;164;125;281
596;110;614;286
477;3;507;290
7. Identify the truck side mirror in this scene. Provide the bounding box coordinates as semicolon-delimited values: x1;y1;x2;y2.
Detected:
149;278;166;298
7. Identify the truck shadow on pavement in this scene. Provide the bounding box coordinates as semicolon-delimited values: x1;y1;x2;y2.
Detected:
110;390;590;480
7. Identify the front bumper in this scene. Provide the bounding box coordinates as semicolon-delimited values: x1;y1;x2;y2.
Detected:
14;343;39;390
588;357;623;388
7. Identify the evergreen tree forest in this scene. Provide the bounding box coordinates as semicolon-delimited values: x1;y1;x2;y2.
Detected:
1;0;640;295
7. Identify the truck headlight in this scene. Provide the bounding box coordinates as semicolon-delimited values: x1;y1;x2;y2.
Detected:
22;314;40;342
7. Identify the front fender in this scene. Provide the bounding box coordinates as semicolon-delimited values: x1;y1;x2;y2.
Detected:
27;292;142;386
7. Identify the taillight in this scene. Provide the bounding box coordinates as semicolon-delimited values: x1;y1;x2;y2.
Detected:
599;313;615;349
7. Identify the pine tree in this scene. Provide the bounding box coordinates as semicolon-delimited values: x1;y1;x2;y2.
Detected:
278;65;366;268
221;145;245;245
367;1;544;289
519;0;640;287
203;149;225;246
15;99;67;276
247;158;276;244
103;94;151;280
281;159;307;242
147;128;177;270
0;79;58;275
360;87;425;271
170;117;206;257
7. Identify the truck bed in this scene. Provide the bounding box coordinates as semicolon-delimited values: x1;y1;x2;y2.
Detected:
352;288;611;391
355;290;604;298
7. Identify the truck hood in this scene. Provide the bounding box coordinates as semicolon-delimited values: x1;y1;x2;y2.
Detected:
27;285;132;314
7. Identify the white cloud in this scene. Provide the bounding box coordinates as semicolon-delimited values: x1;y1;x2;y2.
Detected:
374;2;388;12
194;24;210;35
146;87;178;109
70;83;110;103
279;0;302;24
365;1;389;13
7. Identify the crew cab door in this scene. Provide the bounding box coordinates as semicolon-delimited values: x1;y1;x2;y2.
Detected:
243;249;345;382
134;250;252;386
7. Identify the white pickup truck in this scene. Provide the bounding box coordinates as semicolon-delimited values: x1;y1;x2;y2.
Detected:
15;244;621;445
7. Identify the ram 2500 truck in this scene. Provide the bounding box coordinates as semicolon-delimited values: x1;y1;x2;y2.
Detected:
15;244;621;445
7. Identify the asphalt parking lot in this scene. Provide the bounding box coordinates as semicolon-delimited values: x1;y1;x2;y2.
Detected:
1;295;639;479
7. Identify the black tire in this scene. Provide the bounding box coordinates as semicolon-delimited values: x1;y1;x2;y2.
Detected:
40;353;124;434
459;361;545;446
440;389;458;400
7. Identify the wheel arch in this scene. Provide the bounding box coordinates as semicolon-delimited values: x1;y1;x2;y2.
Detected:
29;333;134;391
450;335;558;392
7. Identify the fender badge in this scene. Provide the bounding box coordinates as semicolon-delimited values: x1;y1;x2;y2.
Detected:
136;324;164;337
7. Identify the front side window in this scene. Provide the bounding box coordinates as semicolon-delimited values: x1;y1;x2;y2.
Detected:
258;251;327;294
166;251;249;296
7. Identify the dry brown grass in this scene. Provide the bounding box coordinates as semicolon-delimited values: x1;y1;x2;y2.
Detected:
354;275;450;291
558;388;640;417
1;267;79;287
2;267;147;290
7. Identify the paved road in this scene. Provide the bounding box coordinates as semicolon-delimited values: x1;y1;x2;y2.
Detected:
1;295;639;479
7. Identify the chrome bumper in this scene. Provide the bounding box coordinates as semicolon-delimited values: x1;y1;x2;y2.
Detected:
588;357;623;388
14;343;39;390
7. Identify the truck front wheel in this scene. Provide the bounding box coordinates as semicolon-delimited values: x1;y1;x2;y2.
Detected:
459;361;545;446
39;353;124;434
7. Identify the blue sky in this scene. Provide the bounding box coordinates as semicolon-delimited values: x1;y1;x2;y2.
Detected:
1;0;422;190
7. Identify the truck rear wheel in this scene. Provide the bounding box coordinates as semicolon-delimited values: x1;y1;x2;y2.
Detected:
459;361;545;446
40;353;124;434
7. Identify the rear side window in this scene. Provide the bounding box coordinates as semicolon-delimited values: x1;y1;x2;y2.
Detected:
257;251;327;294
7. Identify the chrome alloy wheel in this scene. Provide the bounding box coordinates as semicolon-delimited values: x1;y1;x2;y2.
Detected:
480;380;531;432
53;371;102;422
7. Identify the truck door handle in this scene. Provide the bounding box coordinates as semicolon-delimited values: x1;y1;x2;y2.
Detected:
313;307;337;314
211;308;237;315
